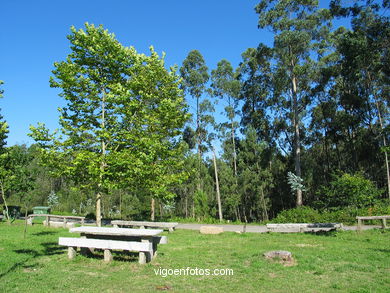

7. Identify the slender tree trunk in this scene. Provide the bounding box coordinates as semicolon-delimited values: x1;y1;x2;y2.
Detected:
292;74;303;206
375;100;390;199
185;192;188;218
151;198;155;221
23;207;28;238
119;191;122;219
0;180;10;224
97;90;106;227
212;147;223;222
159;202;163;218
260;188;269;221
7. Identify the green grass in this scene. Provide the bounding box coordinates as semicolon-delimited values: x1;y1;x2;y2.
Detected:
0;221;389;292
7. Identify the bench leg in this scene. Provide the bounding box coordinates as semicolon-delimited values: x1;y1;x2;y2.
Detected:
382;219;387;229
68;247;77;259
63;219;67;229
104;249;113;262
113;224;118;228
357;219;362;231
27;217;33;225
168;227;174;233
139;239;152;264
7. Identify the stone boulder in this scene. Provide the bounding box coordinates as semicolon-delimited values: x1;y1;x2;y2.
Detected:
199;226;224;235
264;250;295;266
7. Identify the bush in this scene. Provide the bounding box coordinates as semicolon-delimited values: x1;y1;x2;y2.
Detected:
271;201;390;225
316;173;382;209
271;206;321;223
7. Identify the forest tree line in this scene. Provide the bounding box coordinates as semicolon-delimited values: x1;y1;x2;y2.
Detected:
1;0;389;224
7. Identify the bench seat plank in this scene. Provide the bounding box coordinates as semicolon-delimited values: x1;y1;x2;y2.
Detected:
59;237;152;252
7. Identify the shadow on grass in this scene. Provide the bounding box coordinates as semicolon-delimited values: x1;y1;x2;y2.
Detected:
41;242;66;256
0;261;29;280
303;230;339;236
80;249;140;262
0;243;66;280
32;231;58;236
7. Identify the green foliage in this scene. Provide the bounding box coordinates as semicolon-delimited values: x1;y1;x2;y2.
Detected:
30;23;189;224
271;206;321;223
317;173;382;209
272;202;390;225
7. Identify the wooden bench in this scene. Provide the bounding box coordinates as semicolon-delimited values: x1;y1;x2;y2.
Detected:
27;214;85;228
266;223;343;233
111;220;178;233
356;215;390;231
58;237;153;263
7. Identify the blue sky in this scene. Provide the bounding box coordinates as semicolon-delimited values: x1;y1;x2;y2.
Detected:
0;0;269;146
0;0;350;146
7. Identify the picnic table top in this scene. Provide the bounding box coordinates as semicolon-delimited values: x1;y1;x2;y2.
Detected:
69;226;163;237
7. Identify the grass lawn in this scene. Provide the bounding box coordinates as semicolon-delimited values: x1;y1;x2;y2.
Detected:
0;221;389;292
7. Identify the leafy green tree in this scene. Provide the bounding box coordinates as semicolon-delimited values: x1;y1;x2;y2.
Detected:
255;0;332;206
237;127;273;221
317;173;382;209
30;23;188;226
180;50;215;217
211;59;241;175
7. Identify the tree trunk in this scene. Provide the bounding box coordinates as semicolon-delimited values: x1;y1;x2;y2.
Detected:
0;180;10;224
375;100;390;199
151;198;155;221
185;192;188;218
96;192;102;226
97;90;107;227
292;75;303;206
212;147;223;222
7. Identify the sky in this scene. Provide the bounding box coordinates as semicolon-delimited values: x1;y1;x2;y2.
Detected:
0;0;347;146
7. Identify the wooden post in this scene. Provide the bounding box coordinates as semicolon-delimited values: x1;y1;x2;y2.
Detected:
104;249;113;262
68;247;76;259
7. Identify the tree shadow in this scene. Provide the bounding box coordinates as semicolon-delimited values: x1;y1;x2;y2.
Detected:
32;231;58;236
41;242;66;256
13;249;40;257
303;230;339;236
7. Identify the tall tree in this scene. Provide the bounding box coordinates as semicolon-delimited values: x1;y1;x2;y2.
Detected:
211;59;241;176
30;23;188;226
255;0;332;206
180;50;214;217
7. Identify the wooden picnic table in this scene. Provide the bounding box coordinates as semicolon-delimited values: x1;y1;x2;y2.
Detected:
60;226;165;263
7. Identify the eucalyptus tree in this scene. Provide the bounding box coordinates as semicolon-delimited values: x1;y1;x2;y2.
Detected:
255;0;332;206
30;23;188;226
331;1;390;198
211;59;241;176
180;50;215;217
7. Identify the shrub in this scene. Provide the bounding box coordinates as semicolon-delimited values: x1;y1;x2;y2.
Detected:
271;201;390;225
316;173;382;209
271;206;321;223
